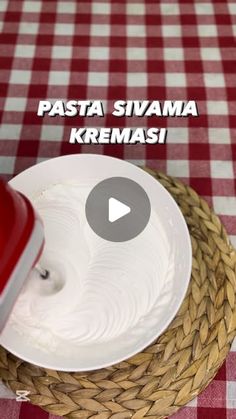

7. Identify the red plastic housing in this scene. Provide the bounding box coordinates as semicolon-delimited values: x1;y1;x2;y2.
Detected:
0;180;36;295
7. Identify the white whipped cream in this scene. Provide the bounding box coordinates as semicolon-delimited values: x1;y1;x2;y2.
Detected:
8;182;173;351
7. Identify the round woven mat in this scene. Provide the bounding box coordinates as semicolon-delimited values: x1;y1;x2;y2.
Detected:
0;170;236;419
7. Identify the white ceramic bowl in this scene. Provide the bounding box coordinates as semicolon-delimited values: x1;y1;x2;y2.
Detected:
0;155;192;371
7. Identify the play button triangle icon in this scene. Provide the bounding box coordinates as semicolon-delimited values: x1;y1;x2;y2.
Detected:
86;176;151;242
108;197;131;223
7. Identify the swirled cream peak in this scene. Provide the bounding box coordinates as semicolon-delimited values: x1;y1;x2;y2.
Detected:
8;182;173;348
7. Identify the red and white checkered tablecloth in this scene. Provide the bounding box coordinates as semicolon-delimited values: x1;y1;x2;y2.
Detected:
0;0;236;418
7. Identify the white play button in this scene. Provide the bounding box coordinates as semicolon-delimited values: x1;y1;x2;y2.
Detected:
85;177;151;242
108;197;131;223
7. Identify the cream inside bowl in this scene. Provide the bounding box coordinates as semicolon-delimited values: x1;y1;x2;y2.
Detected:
0;154;192;371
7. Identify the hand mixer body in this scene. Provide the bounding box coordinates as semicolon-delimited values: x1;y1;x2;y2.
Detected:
0;180;44;332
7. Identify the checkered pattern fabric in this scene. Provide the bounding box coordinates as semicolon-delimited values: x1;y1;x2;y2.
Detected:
0;0;235;418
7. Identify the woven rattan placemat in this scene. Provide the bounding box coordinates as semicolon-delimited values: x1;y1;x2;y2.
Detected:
0;170;236;419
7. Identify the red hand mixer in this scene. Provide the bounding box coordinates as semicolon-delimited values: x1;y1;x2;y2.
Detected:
0;179;47;332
